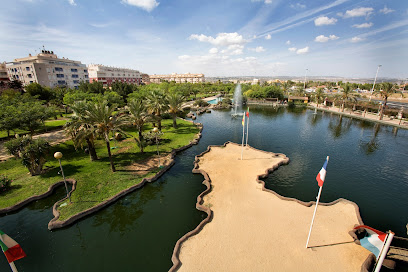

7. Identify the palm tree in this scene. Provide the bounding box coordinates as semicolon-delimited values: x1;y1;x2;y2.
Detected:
168;92;185;128
127;99;151;153
313;88;325;107
65;101;98;161
339;84;355;112
375;82;398;120
146;89;168;131
85;100;126;172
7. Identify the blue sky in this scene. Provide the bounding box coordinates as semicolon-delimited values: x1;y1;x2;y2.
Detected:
0;0;407;79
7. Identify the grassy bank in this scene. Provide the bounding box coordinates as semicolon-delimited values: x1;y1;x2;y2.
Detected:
0;119;199;221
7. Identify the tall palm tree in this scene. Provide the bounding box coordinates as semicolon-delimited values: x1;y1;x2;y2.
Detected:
339;84;355;112
168;92;185;128
127;98;151;153
85;100;126;172
375;82;398;120
65;101;98;161
313;88;325;107
146;89;168;131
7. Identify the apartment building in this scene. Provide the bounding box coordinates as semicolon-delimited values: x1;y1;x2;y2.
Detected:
0;62;8;82
7;50;89;88
149;73;205;84
88;64;142;87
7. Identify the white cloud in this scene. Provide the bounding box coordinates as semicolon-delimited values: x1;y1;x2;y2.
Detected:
296;46;309;54
251;0;273;4
290;3;306;9
121;0;159;12
178;55;190;61
265;34;271;40
380;6;394;14
221;44;245;55
189;32;247;46
314;16;337;26
68;0;76;6
286;40;291;45
249;46;266;52
351;37;364;43
209;48;218;54
288;47;297;52
314;34;339;42
344;7;373;18
352;22;373;28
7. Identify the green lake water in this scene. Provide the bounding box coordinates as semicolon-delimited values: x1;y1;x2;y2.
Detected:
1;106;407;271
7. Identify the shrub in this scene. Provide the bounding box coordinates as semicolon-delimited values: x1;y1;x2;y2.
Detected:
193;99;209;107
0;175;12;192
4;136;32;158
20;138;51;176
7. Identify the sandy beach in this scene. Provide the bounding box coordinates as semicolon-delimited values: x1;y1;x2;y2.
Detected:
175;142;370;271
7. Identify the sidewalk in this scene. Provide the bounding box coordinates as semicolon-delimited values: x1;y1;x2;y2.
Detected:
309;103;408;129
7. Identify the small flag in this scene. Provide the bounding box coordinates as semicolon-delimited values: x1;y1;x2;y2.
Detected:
242;114;245;126
0;230;26;263
316;157;329;187
246;107;249;117
354;225;386;258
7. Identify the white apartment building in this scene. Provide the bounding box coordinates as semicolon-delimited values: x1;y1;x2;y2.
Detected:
88;64;142;87
149;73;205;84
0;62;8;82
7;50;89;88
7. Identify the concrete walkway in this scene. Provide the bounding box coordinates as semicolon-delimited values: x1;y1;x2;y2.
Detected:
309;103;408;130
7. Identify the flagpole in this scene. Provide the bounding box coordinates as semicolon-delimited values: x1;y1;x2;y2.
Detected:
374;231;395;272
241;115;245;160
305;186;323;248
245;112;249;146
0;235;18;272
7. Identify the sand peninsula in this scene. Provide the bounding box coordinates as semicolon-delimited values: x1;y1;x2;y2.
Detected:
171;142;370;271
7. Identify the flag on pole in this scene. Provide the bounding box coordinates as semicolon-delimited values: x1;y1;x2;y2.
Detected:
246;107;249;117
242;114;245;126
316;157;329;187
354;225;387;258
0;230;26;263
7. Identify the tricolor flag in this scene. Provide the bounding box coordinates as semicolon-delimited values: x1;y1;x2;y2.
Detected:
316;157;329;187
0;230;26;263
242;114;245;126
354;225;387;258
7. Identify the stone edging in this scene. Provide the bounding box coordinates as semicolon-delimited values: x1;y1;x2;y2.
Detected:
169;141;365;272
48;120;203;230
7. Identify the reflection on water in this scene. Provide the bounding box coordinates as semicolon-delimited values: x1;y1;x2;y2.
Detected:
1;107;408;271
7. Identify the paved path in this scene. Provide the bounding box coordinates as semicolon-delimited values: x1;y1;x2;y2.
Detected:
0;129;70;161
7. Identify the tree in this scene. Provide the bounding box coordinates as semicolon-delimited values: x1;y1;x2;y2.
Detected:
126;99;151;153
84;100;126;172
78;81;104;94
167;92;185;128
18;101;55;135
376;82;398;120
65;101;98;161
25;83;53;102
338;84;355;112
146;89;168;131
313;88;325;107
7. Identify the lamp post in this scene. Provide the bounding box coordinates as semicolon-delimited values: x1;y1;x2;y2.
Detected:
54;152;71;203
152;127;162;168
304;69;309;90
369;65;382;102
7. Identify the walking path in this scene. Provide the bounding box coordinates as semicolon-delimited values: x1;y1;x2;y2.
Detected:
176;143;369;271
0;129;70;161
309;103;408;129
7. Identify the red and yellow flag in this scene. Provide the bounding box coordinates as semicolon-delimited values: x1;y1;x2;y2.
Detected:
242;114;245;126
246;107;249;117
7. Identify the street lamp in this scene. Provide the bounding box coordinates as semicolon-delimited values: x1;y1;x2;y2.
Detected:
54;152;71;203
152;127;162;168
304;69;309;90
369;65;382;102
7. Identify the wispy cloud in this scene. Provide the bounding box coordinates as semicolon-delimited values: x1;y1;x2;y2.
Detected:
121;0;159;12
288;47;297;52
380;6;394;15
314;16;337;26
68;0;76;6
315;34;339;42
249;46;266;52
352;22;373;28
290;3;306;9
251;0;273;4
351;37;364;43
343;7;373;18
265;34;271;40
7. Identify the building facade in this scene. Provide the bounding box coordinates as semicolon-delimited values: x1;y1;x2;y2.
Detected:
88;64;142;87
7;50;89;88
149;73;205;84
0;62;8;82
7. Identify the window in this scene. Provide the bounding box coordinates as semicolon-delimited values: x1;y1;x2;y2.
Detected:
85;75;88;78
55;67;63;72
26;67;30;71
30;81;34;84
71;68;78;72
72;74;79;78
27;74;32;78
56;74;64;78
73;80;80;84
84;69;88;73
57;80;66;85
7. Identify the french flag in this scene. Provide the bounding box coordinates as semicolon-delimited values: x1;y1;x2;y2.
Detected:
316;156;329;187
354;225;387;258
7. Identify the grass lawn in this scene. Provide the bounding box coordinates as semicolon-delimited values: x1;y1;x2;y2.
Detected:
0;119;199;222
